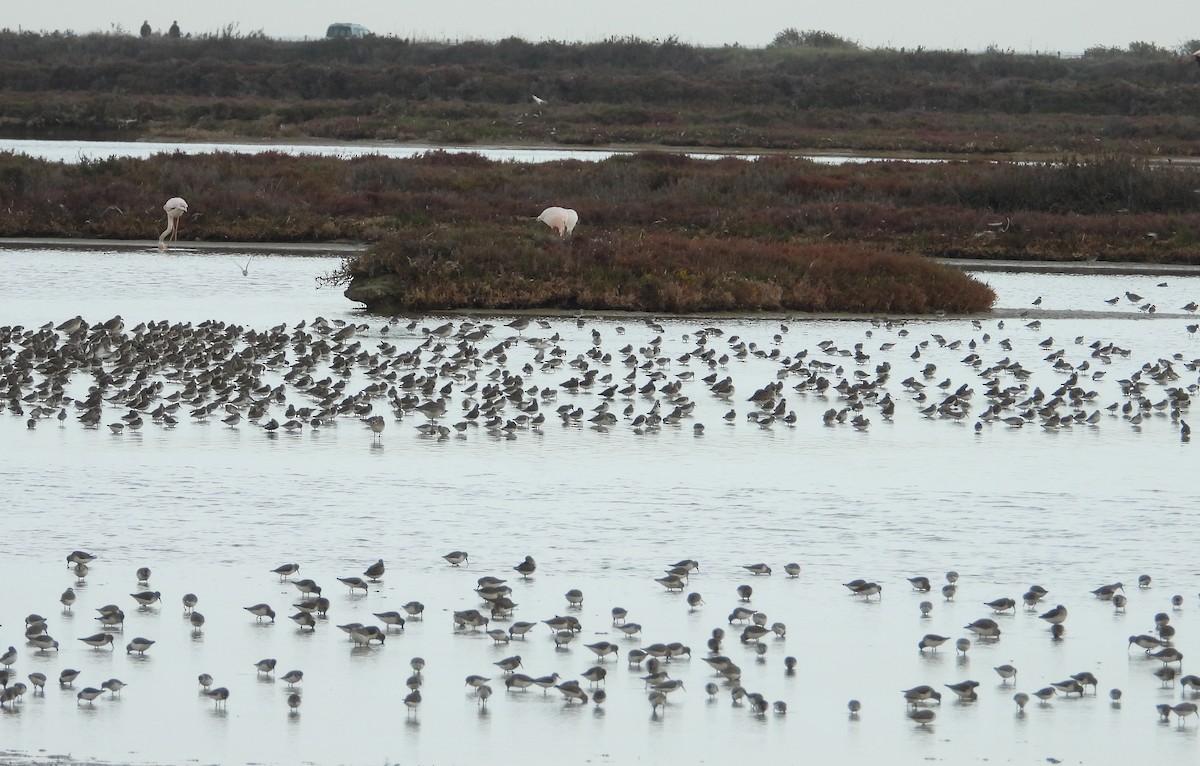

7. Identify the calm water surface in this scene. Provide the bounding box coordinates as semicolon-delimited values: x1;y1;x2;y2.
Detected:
2;248;1198;765
0;138;933;166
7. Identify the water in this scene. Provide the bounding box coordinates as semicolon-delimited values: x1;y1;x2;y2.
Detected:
0;138;938;166
2;247;1199;764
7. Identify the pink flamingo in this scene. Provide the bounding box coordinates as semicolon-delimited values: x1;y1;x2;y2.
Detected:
158;197;188;250
536;206;579;237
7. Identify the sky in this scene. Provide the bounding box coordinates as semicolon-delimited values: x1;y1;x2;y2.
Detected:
6;1;1197;54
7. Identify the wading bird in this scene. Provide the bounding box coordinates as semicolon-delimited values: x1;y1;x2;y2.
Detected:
537;207;579;237
158;197;188;251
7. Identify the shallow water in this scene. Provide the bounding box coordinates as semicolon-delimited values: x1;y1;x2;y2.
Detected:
0;138;931;166
2;248;1199;765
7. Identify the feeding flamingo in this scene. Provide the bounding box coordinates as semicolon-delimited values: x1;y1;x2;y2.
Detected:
537;206;579;237
158;197;188;250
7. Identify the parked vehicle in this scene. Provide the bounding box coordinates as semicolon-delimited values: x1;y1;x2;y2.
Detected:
326;23;370;39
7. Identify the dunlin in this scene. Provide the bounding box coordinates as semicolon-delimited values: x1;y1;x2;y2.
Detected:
293;579;322;595
902;685;942;705
853;582;882;599
79;633;114;650
1050;679;1084;697
1150;647;1184;666
374;612;407;631
442;551;469;566
1041;609;1070;629
1174;702;1198;726
945;680;979;701
338;577;370;593
907;576;932;592
964;618;1001;638
272;563;300;580
363;559;386;581
513;556;537;578
101;678;127;696
493;655;522;673
586;641;619;660
918;634;949;652
1129;634;1162;652
294;598;330;615
244;604;276;622
67;551;96;567
290;611;316;631
983;598;1016;613
404;690;422;716
76;687;103;704
125;638;155;655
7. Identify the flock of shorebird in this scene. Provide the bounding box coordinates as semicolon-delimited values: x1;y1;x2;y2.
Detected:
1;550;1198;739
4;284;1200;757
893;573;1198;727
2;295;1200;446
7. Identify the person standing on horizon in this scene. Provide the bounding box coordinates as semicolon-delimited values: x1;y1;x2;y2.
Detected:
168;21;180;38
140;20;151;38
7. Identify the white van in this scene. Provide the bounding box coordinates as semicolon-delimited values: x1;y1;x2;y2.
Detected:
326;23;370;39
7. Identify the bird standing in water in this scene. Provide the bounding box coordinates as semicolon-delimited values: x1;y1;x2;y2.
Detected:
158;197;188;251
514;556;537;578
